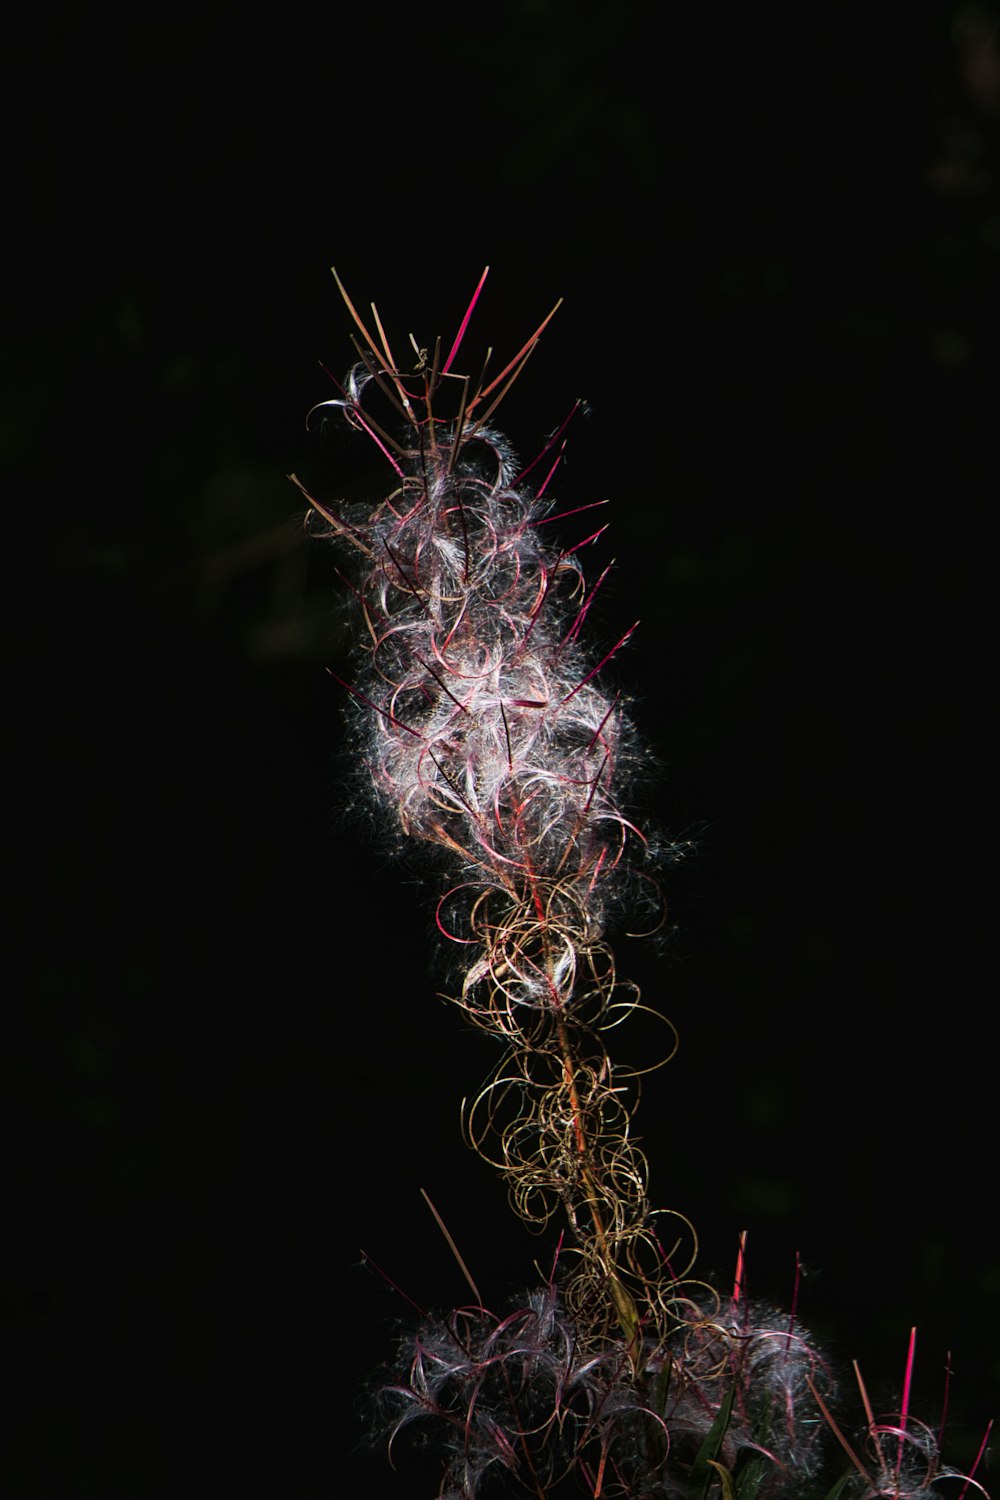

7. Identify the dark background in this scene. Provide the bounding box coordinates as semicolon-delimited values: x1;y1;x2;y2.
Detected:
5;3;998;1495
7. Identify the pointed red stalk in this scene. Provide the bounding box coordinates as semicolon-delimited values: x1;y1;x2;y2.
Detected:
563;523;611;557
732;1230;747;1308
360;1250;428;1317
514;400;584;486
441;266;490;376
784;1251;802;1358
561;622;639;704
936;1350;952;1457
531;497;610;528
466;298;564;416
562;560;616;647
896;1326;917;1478
534;444;566;501
585;693;621;754
324;668;422;737
956;1418;994;1500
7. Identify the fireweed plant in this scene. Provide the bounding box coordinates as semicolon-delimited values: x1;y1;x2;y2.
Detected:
293;270;992;1499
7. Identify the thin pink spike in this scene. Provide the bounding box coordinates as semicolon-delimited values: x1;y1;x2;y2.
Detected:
956;1418;994;1500
585;692;621;753
936;1350;952;1456
561;622;639;704
466;297;564;413
563;524;611;557
785;1252;802;1357
733;1230;747;1307
325;668;422;738
515;400;584;486
466;343;543;434
522;560;561;646
499;701;513;771
535;445;566;501
547;1231;566;1288
901;1327;917;1429
441;266;490;376
360;1249;428;1317
413;654;470;711
313;395;406;476
563;560;615;647
427;749;477;816
531;497;610;528
408;651;470;713
317;359;347;393
896;1327;917;1480
332;565;366;608
652;1229;679;1280
584;755;610;813
584;846;610;899
382;538;424;598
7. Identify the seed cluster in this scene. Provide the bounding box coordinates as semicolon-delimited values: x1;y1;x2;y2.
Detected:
296;280;688;1346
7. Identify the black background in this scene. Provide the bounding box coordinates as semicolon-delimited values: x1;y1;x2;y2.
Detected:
5;3;998;1495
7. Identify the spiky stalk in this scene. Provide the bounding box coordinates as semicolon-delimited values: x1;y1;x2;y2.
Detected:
293;268;695;1359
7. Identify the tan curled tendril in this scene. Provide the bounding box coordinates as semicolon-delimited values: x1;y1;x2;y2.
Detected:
295;271;699;1365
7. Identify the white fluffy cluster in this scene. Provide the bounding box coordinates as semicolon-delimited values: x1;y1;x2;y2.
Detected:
376;1288;831;1500
303;341;678;1341
312;366;651;1015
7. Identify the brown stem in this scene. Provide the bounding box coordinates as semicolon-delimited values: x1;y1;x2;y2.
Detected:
553;1008;642;1368
523;849;643;1368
